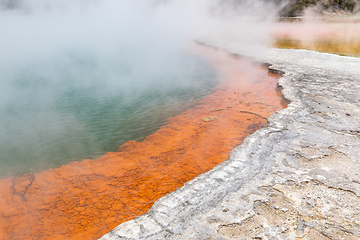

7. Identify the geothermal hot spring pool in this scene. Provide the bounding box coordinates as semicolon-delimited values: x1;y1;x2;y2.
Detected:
0;44;286;239
1;1;360;240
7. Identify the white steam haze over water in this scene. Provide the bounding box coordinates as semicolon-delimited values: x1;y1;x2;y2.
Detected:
0;0;282;178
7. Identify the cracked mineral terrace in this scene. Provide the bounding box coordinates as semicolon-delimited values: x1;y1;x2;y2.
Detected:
100;41;360;239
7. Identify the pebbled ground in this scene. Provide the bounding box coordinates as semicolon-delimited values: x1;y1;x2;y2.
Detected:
100;42;360;240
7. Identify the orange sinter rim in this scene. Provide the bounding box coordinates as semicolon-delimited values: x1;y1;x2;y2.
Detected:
0;45;286;240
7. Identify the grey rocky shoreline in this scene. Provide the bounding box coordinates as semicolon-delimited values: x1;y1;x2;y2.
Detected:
100;41;360;239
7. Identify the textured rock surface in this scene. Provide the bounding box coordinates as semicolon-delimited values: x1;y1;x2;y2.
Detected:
100;42;360;239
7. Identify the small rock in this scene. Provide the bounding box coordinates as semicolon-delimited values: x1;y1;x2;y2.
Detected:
202;116;218;122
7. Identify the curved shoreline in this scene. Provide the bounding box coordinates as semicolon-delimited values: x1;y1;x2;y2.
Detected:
100;43;360;239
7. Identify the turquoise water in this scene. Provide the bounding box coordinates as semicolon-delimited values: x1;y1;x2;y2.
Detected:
0;50;217;178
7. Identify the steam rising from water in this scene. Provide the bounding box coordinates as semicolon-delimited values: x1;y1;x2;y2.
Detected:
0;0;283;177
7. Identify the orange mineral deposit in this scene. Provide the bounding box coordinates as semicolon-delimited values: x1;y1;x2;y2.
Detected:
0;46;286;240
